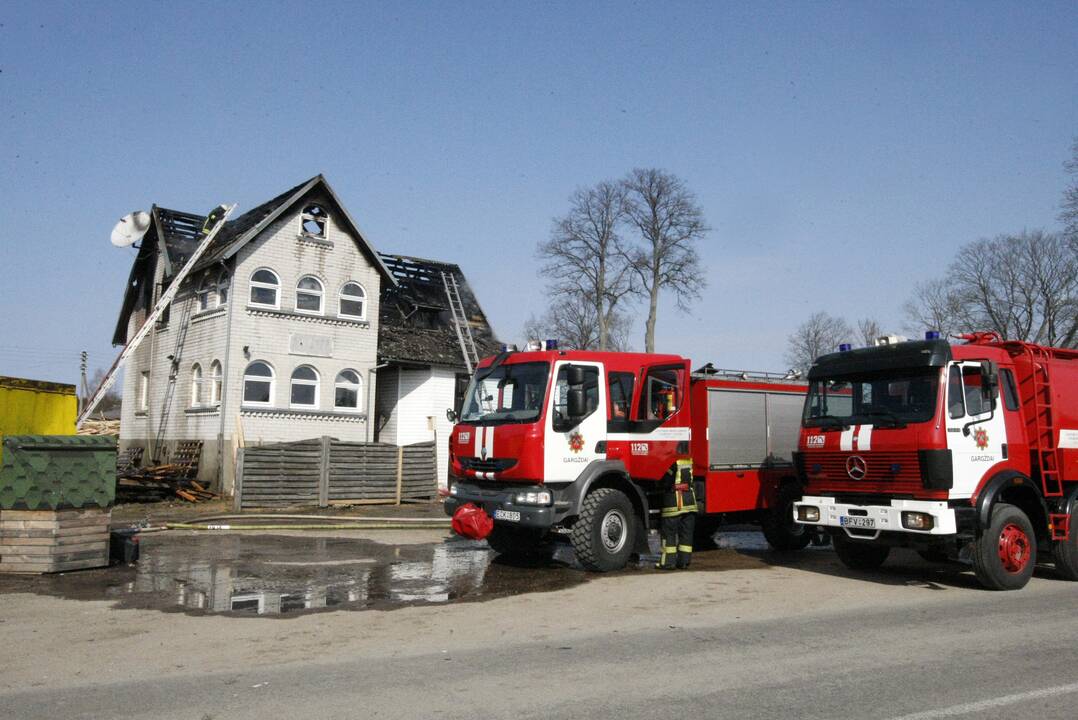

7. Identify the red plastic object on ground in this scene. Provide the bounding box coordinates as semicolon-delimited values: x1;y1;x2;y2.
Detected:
451;503;493;540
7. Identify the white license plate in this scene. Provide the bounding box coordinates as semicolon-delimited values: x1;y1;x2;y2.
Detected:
493;509;520;522
840;516;876;529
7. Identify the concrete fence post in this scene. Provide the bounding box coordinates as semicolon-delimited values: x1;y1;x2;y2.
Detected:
233;447;245;512
318;436;331;508
395;445;404;505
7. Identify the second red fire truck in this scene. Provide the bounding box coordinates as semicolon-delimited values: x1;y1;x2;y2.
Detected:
793;332;1078;590
443;346;809;570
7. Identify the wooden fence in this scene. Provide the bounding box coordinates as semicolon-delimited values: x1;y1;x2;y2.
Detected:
234;437;437;510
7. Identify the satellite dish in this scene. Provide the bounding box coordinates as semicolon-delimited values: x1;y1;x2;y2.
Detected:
110;211;151;247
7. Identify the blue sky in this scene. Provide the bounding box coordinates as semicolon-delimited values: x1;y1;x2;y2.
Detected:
1;1;1076;385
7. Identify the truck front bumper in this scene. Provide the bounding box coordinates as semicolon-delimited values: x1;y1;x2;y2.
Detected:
793;495;958;538
444;481;570;531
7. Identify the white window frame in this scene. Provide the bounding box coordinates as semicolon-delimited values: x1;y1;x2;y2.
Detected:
290;365;320;409
190;363;203;407
216;271;230;307
300;204;328;240
334;369;363;412
295;275;325;315
139;371;149;411
196;275;214;312
338;281;367;321
209;360;223;406
249;268;280;309
243;361;275;406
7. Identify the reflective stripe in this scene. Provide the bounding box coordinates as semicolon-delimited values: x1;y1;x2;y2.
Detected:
677;545;693;553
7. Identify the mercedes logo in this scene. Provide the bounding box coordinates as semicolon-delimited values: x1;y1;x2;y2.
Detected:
846;455;868;480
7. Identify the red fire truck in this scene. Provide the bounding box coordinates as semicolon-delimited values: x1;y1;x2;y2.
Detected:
793;332;1078;590
443;347;809;570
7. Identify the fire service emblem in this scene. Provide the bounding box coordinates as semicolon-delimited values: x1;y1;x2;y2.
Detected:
568;431;585;454
846;455;868;480
974;428;989;450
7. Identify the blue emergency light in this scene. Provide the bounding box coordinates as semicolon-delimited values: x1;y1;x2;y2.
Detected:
839;343;852;352
545;339;558;350
925;330;941;340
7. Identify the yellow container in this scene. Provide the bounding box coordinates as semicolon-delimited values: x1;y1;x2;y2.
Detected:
0;377;78;459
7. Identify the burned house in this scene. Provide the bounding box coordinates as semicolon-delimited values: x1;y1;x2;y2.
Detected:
374;254;500;486
113;175;394;491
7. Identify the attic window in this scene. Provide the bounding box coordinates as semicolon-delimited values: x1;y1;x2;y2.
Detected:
301;204;328;239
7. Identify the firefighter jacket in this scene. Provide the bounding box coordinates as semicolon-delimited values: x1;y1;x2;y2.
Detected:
660;458;697;518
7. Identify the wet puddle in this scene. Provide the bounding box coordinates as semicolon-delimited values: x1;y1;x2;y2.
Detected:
0;530;794;617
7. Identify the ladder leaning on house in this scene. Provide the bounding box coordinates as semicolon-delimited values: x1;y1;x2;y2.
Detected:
77;203;236;429
153;286;197;461
441;270;479;374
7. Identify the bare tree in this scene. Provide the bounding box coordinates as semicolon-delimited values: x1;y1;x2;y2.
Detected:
784;312;853;374
1061;137;1078;239
87;368;122;416
621;168;709;353
537;181;634;350
523;293;632;351
948;231;1078;346
903;278;964;338
856;318;882;346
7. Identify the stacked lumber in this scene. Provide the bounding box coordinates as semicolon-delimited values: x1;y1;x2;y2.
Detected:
0;507;110;573
77;419;120;436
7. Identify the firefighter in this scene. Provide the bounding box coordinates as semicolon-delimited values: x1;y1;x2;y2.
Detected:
657;457;697;570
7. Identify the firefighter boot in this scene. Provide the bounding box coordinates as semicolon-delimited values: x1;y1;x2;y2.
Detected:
676;512;695;569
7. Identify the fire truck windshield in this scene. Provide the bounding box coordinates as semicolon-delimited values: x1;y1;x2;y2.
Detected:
803;367;940;428
460;361;550;425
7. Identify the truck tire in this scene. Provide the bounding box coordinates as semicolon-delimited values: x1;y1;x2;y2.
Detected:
833;534;891;571
570;488;635;572
972;503;1036;591
1052;508;1078;581
761;484;812;552
487;526;550;561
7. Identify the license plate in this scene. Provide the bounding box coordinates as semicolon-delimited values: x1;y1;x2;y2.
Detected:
840;516;875;529
493;509;520;522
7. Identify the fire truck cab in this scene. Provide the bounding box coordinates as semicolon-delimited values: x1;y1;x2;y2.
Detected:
444;347;810;570
793;332;1078;590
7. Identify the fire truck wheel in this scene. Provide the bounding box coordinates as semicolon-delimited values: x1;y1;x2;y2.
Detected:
1051;511;1078;581
761;485;812;552
972;503;1036;591
833;534;891;571
486;526;551;561
570;488;635;572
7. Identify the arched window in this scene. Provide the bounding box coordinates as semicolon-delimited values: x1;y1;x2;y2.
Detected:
334;369;363;411
339;282;366;320
190;363;203;406
249;269;280;308
216;271;230;306
196;275;214;312
301;204;327;239
243;361;274;405
296;276;324;314
290;366;319;408
209;360;223;405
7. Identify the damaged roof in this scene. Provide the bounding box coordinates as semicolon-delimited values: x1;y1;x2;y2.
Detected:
111;175;395;345
378;254;500;369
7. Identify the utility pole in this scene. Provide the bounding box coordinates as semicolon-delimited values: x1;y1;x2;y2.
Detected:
80;350;88;413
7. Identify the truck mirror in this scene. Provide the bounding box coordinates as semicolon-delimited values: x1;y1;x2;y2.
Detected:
567;387;587;418
566;365;585;387
446;408;459;423
980;361;999;408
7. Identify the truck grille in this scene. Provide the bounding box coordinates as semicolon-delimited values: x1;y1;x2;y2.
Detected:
461;457;517;474
803;451;923;495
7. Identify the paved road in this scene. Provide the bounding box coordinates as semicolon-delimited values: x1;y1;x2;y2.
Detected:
2;543;1076;719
